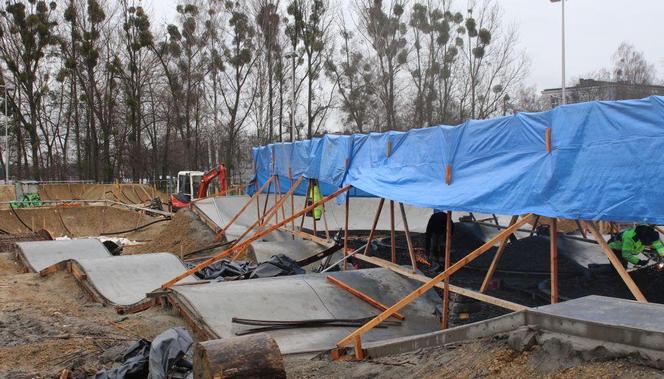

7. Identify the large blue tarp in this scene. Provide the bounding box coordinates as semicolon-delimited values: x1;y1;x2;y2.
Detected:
249;96;664;224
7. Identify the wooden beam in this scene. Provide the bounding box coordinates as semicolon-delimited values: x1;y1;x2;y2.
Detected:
279;226;331;246
344;192;350;271
363;198;385;256
161;184;352;289
326;276;405;321
390;200;396;263
399;202;418;273
442;210;452;330
335;214;534;352
550;218;558;304
353;254;527;312
582;220;647;302
480;215;519;293
218;176;274;237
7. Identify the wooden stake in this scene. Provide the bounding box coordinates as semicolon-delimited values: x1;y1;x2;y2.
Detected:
334;214;534;353
582;220;647;302
344;191;350;270
545;127;552;153
363;198;385;256
390;200;396;263
442;210;452;330
326;276;405;321
398;203;418;273
550;218;558;304
161;184;352;289
480;215;519;293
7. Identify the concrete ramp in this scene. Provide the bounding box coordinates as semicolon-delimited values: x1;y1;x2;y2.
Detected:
193;195;434;236
169;268;441;354
16;239;110;272
41;253;197;313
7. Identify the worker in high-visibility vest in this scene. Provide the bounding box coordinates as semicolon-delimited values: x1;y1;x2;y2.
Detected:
608;225;664;267
307;182;323;221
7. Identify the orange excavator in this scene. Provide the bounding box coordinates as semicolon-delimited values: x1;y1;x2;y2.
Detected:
170;164;228;211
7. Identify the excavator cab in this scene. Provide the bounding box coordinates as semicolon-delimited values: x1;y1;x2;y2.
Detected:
170;164;227;211
171;171;204;211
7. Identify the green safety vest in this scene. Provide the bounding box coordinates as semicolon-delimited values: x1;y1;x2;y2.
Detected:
608;227;664;264
308;184;322;220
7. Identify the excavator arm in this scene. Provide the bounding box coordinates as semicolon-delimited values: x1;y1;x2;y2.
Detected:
197;164;228;199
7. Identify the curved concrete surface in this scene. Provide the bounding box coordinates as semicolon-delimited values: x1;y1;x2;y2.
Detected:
68;253;197;306
16;238;110;272
194;195;434;236
170;268;441;354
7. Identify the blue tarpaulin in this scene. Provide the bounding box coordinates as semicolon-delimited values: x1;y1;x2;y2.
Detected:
249;96;664;224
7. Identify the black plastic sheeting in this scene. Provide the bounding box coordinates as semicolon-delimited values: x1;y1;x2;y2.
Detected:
189;254;305;281
95;327;193;379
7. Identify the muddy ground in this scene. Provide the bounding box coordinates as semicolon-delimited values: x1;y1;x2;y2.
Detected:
284;336;662;379
0;252;185;378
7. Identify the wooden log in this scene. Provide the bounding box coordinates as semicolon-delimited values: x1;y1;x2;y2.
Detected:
193;334;286;379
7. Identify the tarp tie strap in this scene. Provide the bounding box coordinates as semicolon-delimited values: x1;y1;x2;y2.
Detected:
445;164;453;185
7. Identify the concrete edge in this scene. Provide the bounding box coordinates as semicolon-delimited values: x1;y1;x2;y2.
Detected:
363;311;527;358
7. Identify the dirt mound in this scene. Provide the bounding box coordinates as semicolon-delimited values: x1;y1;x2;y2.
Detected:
125;209;215;255
0;205;162;238
0;229;52;253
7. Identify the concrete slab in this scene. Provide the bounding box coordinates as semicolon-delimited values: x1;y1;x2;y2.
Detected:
170;268;441;354
16;238;110;272
69;253;197;307
533;295;664;333
194;195;434;234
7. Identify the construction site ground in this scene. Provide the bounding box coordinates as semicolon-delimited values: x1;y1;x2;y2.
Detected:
1;204;663;377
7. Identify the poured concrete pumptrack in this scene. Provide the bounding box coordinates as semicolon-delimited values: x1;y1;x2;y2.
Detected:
170;267;441;354
0;205;161;237
194;195;434;239
50;253;197;308
16;238;110;272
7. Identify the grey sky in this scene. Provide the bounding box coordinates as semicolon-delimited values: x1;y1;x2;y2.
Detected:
145;0;664;91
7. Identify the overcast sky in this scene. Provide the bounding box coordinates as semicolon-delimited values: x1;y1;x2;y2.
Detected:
144;0;664;92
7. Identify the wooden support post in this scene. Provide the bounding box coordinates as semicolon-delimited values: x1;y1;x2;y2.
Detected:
255;181;261;221
334;214;534;354
442;210;452;330
550;218;558;304
299;179;312;230
363;198;385;256
582;220;647;302
326;276;405;321
480;215;519;293
260;179;273;225
399;202;418;273
530;215;540;237
161;185;352;289
343;192;350;271
390;200;396;263
289;168;295;235
218;176;274;239
575;220;588;239
312;180;318;236
354;335;365;360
